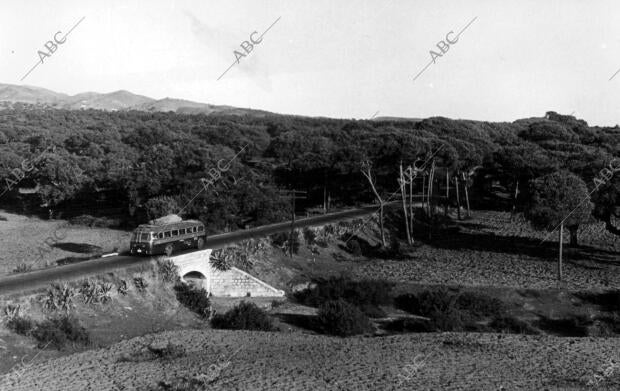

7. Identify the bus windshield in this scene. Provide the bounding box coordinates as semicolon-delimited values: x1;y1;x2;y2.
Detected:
140;233;153;242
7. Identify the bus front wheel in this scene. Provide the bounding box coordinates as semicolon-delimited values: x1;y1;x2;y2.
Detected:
165;244;174;257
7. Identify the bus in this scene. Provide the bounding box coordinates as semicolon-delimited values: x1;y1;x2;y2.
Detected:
129;220;206;256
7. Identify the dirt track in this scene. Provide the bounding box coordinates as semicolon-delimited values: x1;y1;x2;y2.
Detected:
1;329;619;390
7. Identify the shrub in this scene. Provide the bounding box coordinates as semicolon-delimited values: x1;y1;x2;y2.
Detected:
358;304;387;318
68;215;118;228
455;291;505;320
211;301;273;331
317;299;373;337
294;277;393;309
117;280;128;295
133;277;148;293
12;263;32;273
270;231;300;254
173;283;211;318
395;288;509;331
42;283;76;312
574;290;620;312
146;341;186;360
7;315;34;336
347;240;362;257
303;228;317;245
31;315;89;349
210;249;233;271
157;257;179;283
395;288;464;331
80;280;112;304
490;316;538;335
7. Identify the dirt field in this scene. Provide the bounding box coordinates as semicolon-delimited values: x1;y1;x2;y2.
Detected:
0;211;130;277
351;211;620;291
1;329;620;390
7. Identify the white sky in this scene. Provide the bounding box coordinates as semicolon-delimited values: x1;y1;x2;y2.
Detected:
2;0;620;126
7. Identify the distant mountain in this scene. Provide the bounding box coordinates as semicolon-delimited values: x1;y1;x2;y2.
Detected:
372;116;423;122
0;83;272;116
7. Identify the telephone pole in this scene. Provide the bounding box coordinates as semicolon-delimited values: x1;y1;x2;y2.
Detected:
278;189;307;257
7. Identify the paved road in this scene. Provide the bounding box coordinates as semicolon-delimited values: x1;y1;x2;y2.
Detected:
0;203;397;296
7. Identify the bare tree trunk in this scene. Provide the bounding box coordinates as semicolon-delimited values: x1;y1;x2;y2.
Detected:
323;172;327;214
399;164;412;245
455;174;461;220
409;168;414;243
379;204;385;247
445;170;449;216
462;172;471;218
421;174;426;213
511;179;519;220
361;162;386;247
558;223;564;281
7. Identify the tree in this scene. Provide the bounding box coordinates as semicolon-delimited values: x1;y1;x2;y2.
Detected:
525;170;592;246
524;171;593;280
592;175;620;238
145;196;180;220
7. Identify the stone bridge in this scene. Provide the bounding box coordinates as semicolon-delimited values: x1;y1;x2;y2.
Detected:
169;249;284;297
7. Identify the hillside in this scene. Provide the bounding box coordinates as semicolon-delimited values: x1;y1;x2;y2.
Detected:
0;83;271;116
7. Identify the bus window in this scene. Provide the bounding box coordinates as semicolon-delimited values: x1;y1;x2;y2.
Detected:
179;228;186;235
158;232;164;239
140;233;150;242
164;231;171;238
172;230;179;236
198;226;204;232
193;227;197;233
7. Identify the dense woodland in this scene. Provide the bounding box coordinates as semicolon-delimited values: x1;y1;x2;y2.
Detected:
0;107;619;238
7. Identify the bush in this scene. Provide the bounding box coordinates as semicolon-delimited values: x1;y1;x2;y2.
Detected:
133;277;148;293
157;257;179;283
79;280;112;304
347;239;362;256
270;231;300;254
68;215;118;228
358;304;387;318
294;277;393;309
31;315;89;349
395;288;464;331
173;283;211;318
42;283;76;312
12;263;32;273
303;228;316;245
211;301;273;331
490;316;538;335
455;291;505;320
317;299;373;337
395;288;508;331
7;315;34;336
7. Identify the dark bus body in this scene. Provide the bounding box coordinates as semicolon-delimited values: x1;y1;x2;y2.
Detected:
129;220;206;256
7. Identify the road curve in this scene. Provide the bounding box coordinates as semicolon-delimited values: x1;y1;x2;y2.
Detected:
0;203;397;296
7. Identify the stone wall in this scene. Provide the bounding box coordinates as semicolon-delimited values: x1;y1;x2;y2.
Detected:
169;249;284;297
